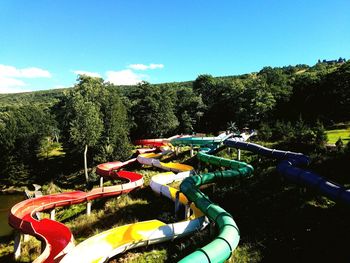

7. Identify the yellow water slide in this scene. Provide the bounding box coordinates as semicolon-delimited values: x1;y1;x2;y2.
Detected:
60;147;207;263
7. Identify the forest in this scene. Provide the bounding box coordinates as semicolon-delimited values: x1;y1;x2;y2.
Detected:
1;59;350;186
1;59;350;262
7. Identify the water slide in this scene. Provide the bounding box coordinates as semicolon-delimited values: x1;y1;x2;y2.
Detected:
61;140;207;263
135;133;248;262
224;139;350;204
170;132;234;153
174;134;350;262
134;135;189;147
8;158;144;263
179;151;254;263
13;131;345;263
136;149;193;173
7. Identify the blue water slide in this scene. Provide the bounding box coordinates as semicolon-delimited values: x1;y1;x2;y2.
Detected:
224;139;350;205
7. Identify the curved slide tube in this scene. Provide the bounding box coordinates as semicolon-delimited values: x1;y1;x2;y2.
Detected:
134;135;189;147
179;151;253;263
9;159;143;263
136;150;193;173
61;170;207;263
170;133;233;150
224;139;350;205
61;141;208;262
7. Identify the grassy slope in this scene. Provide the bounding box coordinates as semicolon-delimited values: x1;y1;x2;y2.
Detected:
0;62;341;109
1;148;350;262
326;128;350;144
0;88;66;109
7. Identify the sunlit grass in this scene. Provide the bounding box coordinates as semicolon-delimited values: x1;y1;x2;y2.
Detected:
231;243;262;263
66;195;149;241
19;236;41;262
134;169;159;186
1;236;41;262
116;249;167;263
6;143;347;262
326;128;350;144
305;196;335;209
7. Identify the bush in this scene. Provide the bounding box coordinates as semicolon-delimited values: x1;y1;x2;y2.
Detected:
257;122;272;141
273;120;294;141
270;119;327;153
335;138;344;152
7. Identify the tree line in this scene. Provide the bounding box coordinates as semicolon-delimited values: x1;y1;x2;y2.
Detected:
0;60;349;185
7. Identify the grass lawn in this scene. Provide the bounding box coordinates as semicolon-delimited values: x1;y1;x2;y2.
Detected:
2;146;350;262
325;128;350;144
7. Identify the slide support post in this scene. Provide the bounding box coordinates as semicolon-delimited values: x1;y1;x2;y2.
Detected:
184;204;191;219
50;209;55;220
87;201;92;216
100;176;104;188
175;191;181;218
14;231;22;260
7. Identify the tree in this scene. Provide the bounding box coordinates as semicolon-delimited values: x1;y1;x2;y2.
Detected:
64;75;132;181
130;82;179;138
193;74;216;105
0;105;57;184
313;120;327;151
96;85;131;162
335;138;344;152
70;99;103;182
66;76;105;182
174;87;204;134
227;121;239;134
257;122;272;141
38;137;56;159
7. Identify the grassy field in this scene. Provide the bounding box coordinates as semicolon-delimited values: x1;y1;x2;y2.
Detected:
326;128;350;144
1;147;350;262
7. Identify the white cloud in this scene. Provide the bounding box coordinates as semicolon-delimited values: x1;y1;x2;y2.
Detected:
106;69;147;85
0;64;51;93
128;63;164;71
149;63;164;70
0;64;51;78
73;70;101;78
0;77;27;94
19;67;51;78
0;77;26;87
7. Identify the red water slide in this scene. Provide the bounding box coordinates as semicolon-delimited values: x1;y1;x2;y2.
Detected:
9;159;144;263
133;135;187;147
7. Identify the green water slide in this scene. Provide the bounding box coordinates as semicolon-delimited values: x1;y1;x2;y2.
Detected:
179;151;253;263
170;133;233;153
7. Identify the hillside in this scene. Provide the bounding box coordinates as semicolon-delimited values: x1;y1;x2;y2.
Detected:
0;60;345;111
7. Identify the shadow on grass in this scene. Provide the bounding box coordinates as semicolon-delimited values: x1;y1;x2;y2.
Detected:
68;187;176;240
205;156;350;263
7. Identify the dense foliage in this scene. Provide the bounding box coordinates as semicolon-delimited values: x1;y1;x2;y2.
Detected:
0;59;349;185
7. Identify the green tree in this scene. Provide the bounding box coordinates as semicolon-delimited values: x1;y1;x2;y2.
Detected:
64;75;132;181
66;75;105;182
97;85;131;162
130;82;179;138
313;120;327;150
174;87;204;134
227;121;239;134
70;99;103;182
273;120;294;141
0;105;57;184
257;122;272;141
335;138;344;152
38;137;56;159
239;79;276;126
193;74;216;105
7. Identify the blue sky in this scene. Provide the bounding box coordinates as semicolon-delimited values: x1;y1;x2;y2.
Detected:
0;0;349;93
